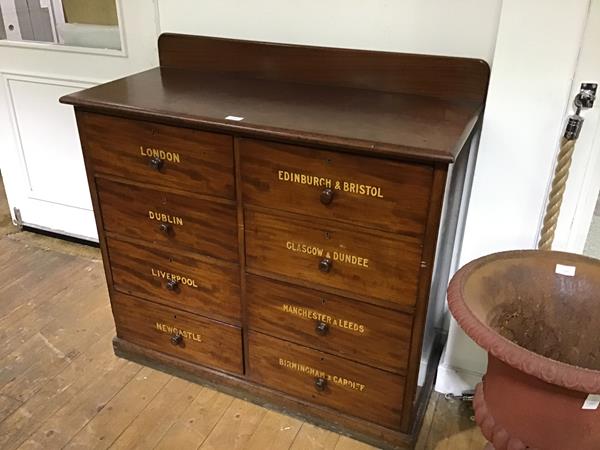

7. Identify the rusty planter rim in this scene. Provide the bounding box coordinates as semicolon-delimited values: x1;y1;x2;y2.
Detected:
448;249;600;394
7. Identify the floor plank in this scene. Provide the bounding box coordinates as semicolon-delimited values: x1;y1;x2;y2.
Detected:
16;358;140;450
245;410;303;450
63;366;171;449
335;436;380;450
0;330;124;450
154;388;234;450
110;376;204;450
199;398;268;450
0;278;108;389
0;261;106;364
0;202;487;450
289;423;341;450
0;302;114;407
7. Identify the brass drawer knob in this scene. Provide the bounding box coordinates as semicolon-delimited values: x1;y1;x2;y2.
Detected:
315;321;329;336
318;258;332;273
314;377;327;392
149;157;163;171
166;279;179;291
170;333;183;346
159;222;171;234
320;188;334;205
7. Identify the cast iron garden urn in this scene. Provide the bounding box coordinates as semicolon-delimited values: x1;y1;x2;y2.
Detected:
448;250;600;450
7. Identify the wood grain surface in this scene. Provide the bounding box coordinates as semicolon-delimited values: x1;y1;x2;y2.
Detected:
97;177;238;262
240;138;433;235
77;111;235;198
107;237;241;324
0;192;486;450
56;33;490;448
247;331;405;430
157;34;489;104
112;292;243;375
246;274;413;374
245;209;422;308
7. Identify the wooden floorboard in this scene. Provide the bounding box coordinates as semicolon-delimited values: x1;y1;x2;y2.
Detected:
0;175;486;450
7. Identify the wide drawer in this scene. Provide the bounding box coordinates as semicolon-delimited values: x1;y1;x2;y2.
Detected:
239;138;432;235
107;237;241;324
248;331;404;429
112;292;243;375
246;275;412;373
97;177;238;262
245;209;422;308
77;112;235;198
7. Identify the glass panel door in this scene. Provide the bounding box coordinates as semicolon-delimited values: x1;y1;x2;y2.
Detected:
0;0;121;50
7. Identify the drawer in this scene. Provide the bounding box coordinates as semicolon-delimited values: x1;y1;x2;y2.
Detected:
240;138;432;235
245;210;422;308
107;237;241;324
97;178;238;262
78;112;235;198
246;275;412;373
112;292;243;375
248;331;404;429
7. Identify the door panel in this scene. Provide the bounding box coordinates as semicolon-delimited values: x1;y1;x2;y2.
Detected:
553;0;600;253
0;0;158;240
8;78;92;209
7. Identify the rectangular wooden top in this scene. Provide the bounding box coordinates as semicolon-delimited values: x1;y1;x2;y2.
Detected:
61;34;490;163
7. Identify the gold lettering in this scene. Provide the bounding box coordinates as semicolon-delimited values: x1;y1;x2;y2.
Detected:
139;146;181;164
280;304;366;334
275;170;383;198
277;170;332;188
148;210;184;226
150;268;198;288
331;251;369;268
155;322;202;342
278;358;365;392
285;241;324;257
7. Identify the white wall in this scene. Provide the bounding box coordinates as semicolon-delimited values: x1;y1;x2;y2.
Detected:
436;0;593;393
156;0;505;393
156;1;600;393
158;0;502;62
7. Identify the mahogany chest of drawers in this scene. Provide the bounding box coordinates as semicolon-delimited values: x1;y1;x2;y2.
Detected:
61;34;489;449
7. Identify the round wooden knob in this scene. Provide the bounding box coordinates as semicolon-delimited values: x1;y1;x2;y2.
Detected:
170;333;183;346
166;279;179;291
319;258;332;273
159;223;171;234
315;321;329;336
320;188;334;205
314;377;327;392
149;157;163;171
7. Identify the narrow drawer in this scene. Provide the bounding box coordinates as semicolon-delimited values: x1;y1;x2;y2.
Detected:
246;275;412;373
78;112;235;198
248;331;404;429
107;237;241;324
112;292;243;375
240;138;432;235
245;209;422;309
97;178;238;262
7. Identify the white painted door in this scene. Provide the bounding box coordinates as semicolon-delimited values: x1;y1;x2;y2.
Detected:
0;0;158;241
552;0;600;255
